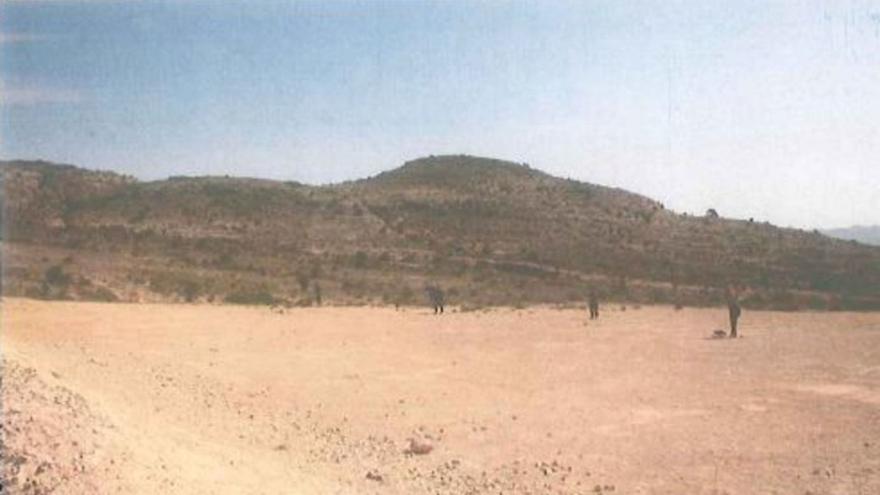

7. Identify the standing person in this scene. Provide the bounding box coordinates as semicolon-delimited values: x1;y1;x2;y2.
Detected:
313;282;322;307
425;285;445;314
588;290;599;320
726;285;742;338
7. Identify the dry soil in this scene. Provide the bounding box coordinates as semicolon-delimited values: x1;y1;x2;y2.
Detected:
2;299;879;494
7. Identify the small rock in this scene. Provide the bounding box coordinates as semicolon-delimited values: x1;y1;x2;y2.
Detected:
404;438;433;455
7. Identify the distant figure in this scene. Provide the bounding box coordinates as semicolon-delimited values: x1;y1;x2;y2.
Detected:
726;286;742;338
313;282;322;307
424;285;445;314
588;290;600;320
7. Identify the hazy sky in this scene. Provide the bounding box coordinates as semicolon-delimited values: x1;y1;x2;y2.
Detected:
2;0;879;229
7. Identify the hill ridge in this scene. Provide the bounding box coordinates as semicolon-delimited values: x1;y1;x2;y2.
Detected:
2;156;878;310
822;225;880;246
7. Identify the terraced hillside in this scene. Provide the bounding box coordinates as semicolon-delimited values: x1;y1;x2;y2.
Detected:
2;156;878;309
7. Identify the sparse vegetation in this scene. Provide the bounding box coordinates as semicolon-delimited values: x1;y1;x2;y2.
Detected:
223;290;278;306
44;265;71;287
2;156;879;309
149;272;205;302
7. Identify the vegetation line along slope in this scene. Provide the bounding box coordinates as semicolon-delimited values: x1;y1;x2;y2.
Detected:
2;155;878;309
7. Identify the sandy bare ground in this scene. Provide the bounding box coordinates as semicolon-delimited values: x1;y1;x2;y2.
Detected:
2;299;879;494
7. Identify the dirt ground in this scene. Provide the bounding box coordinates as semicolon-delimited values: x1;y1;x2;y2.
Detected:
2;298;879;494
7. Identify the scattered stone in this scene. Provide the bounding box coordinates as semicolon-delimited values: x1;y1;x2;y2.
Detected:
404;438;433;456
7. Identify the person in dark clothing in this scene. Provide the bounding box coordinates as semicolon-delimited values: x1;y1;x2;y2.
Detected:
588;290;600;320
726;286;742;338
313;282;322;307
425;285;445;314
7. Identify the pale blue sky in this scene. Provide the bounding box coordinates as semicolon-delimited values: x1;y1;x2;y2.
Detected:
2;0;879;229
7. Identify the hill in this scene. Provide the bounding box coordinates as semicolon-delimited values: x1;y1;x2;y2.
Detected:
822;225;880;246
2;155;879;310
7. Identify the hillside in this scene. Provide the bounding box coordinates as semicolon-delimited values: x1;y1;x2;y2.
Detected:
823;225;880;246
2;155;879;310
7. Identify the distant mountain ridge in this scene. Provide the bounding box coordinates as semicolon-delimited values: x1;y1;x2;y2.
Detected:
822;225;880;246
2;155;879;310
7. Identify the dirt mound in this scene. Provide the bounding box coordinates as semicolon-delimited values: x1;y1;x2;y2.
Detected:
1;359;123;494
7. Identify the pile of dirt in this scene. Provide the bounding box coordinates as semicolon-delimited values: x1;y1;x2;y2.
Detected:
0;359;122;494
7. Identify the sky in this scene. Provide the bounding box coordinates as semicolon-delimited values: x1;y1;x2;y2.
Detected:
1;0;879;229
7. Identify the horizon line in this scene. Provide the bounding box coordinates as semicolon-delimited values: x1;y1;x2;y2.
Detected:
0;154;873;232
